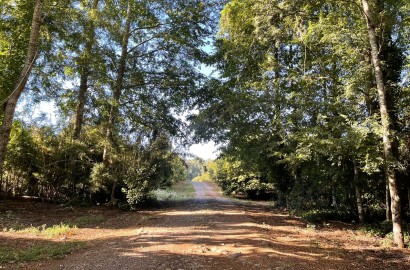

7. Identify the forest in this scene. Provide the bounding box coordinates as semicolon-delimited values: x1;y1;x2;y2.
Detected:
1;0;410;248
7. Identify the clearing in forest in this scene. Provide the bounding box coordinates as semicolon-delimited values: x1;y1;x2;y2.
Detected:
1;181;409;270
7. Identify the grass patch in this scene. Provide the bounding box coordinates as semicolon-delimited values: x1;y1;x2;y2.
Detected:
0;242;84;263
154;181;196;202
16;223;76;238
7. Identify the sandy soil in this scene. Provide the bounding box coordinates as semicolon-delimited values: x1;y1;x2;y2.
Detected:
2;182;410;270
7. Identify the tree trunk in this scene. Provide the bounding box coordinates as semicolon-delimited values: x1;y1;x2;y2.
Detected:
408;187;410;218
103;1;132;204
353;160;365;224
386;175;392;221
70;0;100;199
361;0;404;248
0;0;43;179
0;172;2;201
73;0;99;139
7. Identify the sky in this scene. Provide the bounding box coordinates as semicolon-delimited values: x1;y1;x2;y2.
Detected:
189;141;219;160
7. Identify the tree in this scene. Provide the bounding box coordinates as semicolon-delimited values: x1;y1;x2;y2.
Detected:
0;0;43;180
96;0;216;203
73;0;100;139
361;0;404;248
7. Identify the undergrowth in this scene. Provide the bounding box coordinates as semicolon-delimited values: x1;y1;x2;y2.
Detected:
14;223;76;238
361;221;410;242
300;209;355;223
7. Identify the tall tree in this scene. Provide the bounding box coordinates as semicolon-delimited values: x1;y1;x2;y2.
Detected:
0;0;43;179
102;0;132;203
361;0;404;248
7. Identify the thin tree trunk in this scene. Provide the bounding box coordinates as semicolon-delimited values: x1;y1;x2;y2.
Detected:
5;174;10;197
0;0;43;179
386;175;392;221
0;172;2;201
73;73;89;139
408;187;410;218
110;182;117;205
103;1;132;203
73;0;99;139
361;0;404;248
353;160;365;224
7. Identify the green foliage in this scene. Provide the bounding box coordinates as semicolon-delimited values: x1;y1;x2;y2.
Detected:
122;180;154;207
211;158;276;199
121;134;183;207
186;158;205;181
4;121;38;195
192;173;212;182
0;0;34;102
190;0;410;229
192;160;217;182
361;221;394;238
0;0;218;210
4;123;187;207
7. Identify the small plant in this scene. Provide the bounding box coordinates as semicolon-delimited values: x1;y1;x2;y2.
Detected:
43;224;75;238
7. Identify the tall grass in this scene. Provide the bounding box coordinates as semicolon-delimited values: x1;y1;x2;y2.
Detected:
17;223;76;238
154;181;196;202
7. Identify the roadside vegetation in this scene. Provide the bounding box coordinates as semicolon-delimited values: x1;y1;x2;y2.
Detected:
0;242;84;264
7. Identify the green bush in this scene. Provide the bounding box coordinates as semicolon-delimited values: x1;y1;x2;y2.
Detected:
213;159;276;199
192;173;212;182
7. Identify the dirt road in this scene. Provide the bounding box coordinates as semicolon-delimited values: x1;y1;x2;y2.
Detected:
25;182;410;269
